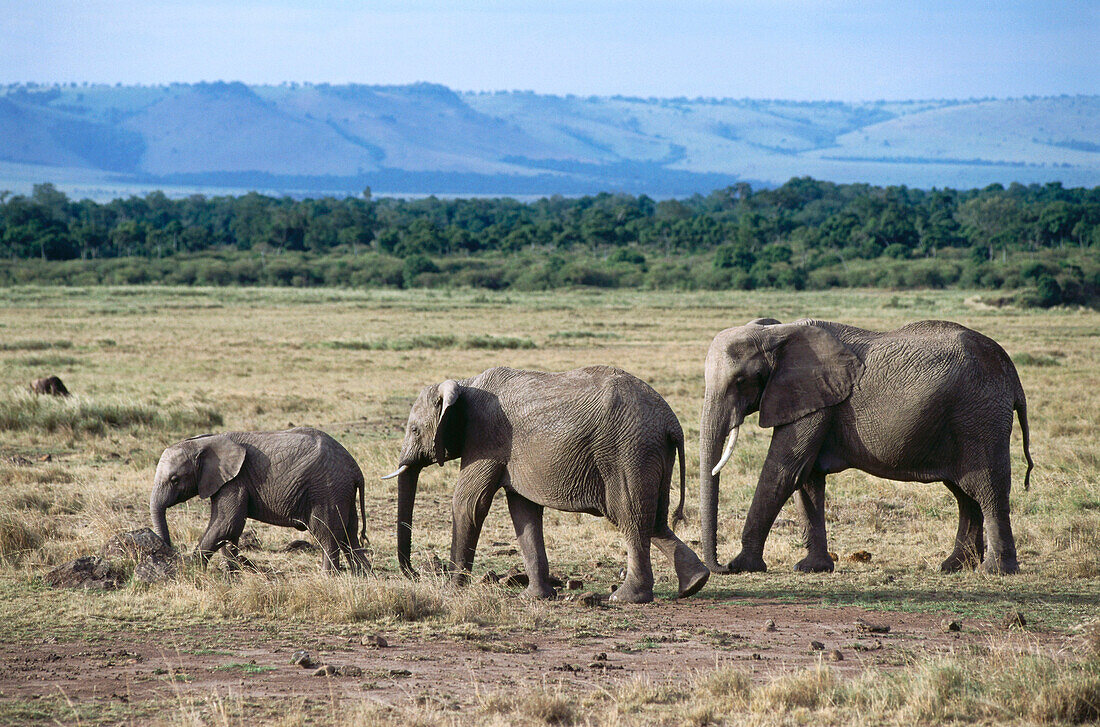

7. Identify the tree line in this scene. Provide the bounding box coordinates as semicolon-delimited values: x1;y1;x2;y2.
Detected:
2;178;1097;306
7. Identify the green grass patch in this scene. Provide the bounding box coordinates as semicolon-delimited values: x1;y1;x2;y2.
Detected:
328;334;535;351
0;391;222;436
15;355;80;367
1013;352;1062;367
548;330;621;340
0;339;73;351
211;662;277;674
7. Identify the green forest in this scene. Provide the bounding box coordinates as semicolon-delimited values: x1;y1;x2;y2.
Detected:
1;178;1097;306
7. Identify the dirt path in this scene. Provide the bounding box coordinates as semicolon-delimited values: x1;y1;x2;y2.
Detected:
1;600;1060;713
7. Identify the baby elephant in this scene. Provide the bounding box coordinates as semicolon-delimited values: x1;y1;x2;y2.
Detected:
150;427;369;573
30;375;70;397
383;365;710;603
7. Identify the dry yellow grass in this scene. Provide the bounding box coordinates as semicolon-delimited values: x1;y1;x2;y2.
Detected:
0;285;1097;724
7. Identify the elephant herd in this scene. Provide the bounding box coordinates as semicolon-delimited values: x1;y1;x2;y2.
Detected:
150;318;1034;603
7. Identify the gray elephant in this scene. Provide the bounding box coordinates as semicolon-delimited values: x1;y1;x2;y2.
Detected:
382;366;710;603
699;318;1033;576
150;427;369;573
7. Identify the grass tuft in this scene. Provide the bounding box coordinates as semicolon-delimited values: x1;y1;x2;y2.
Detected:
0;391;222;436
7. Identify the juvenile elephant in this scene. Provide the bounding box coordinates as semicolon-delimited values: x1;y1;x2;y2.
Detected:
382;366;710;603
30;375;70;397
700;319;1033;575
150;427;369;573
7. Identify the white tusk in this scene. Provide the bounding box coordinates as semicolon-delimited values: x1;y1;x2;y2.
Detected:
380;464;408;480
710;426;740;476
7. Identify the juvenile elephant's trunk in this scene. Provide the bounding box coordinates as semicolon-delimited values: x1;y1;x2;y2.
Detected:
699;392;733;572
149;484;175;548
396;466;421;577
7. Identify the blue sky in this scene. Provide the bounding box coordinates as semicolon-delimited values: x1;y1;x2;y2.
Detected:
2;1;1096;100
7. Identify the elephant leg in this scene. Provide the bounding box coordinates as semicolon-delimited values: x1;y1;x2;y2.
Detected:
505;490;555;599
729;413;829;574
309;507;345;572
449;461;504;584
794;470;834;573
941;481;985;572
611;530;654;604
651;526;710;598
962;468;1018;575
196;489;247;568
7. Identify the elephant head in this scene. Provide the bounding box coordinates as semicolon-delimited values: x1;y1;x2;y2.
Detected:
382;380;466;576
698;319;862;571
150;434;246;548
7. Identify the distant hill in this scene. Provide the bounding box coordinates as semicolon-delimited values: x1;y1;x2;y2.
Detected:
1;83;1098;197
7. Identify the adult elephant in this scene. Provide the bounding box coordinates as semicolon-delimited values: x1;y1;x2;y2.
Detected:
382;366;710;603
150;427;369;573
699;318;1033;576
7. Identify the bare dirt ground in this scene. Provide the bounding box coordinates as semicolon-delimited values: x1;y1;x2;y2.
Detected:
0;598;1059;712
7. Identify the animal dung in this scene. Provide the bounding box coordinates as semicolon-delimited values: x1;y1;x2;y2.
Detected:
846;551;873;562
855;619;891;634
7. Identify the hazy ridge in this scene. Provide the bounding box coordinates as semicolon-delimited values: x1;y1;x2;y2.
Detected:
1;82;1098;197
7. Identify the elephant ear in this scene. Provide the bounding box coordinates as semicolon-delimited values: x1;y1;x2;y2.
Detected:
747;317;782;326
758;325;862;429
434;380;464;465
197;436;247;499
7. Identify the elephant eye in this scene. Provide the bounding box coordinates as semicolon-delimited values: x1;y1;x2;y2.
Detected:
410;424;419;434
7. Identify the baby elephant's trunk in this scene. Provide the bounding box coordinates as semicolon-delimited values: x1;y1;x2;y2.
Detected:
149;484;174;548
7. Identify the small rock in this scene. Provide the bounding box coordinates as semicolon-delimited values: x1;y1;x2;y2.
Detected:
855;619;891;634
45;556;125;590
1002;611;1027;630
846;551;873;563
577;591;606;607
102;528;174;562
828;650;844;661
292;651;315;668
338;665;363;677
763;619;777;632
810;640;825;651
593;652;607;661
388;668;412;677
501;566;529;588
361;634;388;648
566;578;584;590
312;665;336;677
133;553;178;584
750;653;762;661
284;540;317;553
237;530;262;551
941;620;962;633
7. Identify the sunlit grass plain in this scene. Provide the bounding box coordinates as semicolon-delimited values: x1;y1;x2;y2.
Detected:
0;285;1097;725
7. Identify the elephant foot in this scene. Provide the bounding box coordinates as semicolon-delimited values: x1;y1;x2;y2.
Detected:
940;551;980;573
677;568;710;598
979;556;1019;575
795;553;835;573
610;583;654;604
522;582;557;600
727;552;767;574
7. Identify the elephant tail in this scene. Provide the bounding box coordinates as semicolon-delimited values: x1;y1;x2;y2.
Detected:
671;431;687;530
1015;392;1034;491
357;472;369;546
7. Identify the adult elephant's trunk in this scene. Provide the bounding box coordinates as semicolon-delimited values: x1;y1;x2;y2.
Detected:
699;391;735;572
396;466;421;577
149;483;175;548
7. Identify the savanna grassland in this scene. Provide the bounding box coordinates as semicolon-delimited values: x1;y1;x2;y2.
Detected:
0;285;1098;726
